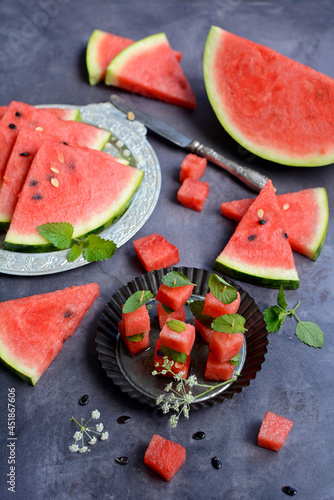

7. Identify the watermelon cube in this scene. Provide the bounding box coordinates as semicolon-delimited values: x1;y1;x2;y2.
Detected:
204;352;235;381
209;331;244;364
160;321;195;355
258;411;294;452
202;291;241;318
144;434;186;481
156;302;186;329
154;339;190;378
177;178;209;212
155;282;194;311
133;233;180;272
179;153;207;182
118;320;150;356
194;318;214;343
122;304;150;336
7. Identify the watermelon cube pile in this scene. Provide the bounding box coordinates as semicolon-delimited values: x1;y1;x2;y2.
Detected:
144;434;186;481
194;318;214;343
179;153;207;183
177;178;210;212
133;233;180;272
118;320;150;356
209;331;244;364
202;290;241;318
204;352;235;381
155;282;194;311
159;321;195;356
122;304;150;336
118;293;151;357
257;411;294;452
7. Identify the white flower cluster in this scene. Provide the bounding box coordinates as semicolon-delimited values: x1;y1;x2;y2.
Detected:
69;409;109;454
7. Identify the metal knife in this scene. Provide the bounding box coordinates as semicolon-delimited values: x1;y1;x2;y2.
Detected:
110;94;269;192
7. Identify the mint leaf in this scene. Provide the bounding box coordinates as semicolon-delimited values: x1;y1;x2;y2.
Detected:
125;332;146;342
160;345;187;364
162;303;174;316
263;306;287;333
37;222;73;249
277;285;287;310
189;300;212;327
166;319;186;333
161;271;195;288
82;234;117;262
67;244;83;262
295;321;325;348
123;290;154;314
229;353;241;366
209;274;237;304
211;314;246;334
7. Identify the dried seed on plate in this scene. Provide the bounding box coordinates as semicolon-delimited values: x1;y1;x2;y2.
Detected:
127;111;135;121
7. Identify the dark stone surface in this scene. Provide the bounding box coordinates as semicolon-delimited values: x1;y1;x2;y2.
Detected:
0;1;333;499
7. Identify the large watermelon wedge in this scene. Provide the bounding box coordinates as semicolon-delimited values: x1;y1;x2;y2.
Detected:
0;101;111;187
86;29;182;86
214;180;299;289
0;283;100;385
105;33;196;109
203;27;334;167
220;187;328;261
4;141;144;252
0;104;81;122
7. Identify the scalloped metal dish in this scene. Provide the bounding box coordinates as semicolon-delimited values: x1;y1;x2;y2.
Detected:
96;267;268;410
0;102;161;276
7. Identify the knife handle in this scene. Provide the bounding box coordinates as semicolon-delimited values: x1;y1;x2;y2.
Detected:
187;140;269;192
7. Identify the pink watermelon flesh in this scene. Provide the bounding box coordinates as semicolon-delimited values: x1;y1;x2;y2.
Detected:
87;30;182;85
209;331;244;364
0;101;110;187
204;27;334;166
179;153;207;183
122;304;150;336
214;179;300;289
194;318;214;343
144;433;187;482
159;321;195;355
4;141;143;251
155;282;194;311
0;104;78;121
118;320;150;356
0;106;7;119
0;283;100;385
257;411;294;452
133;233;180;272
154;339;190;379
202;291;241;318
156;302;186;329
105;33;196;109
220;187;328;261
204;351;235;381
177;178;209;212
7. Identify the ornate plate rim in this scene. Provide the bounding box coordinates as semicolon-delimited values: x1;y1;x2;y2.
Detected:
0;102;161;276
95;266;269;410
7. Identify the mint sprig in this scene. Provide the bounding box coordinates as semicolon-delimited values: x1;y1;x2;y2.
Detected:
211;313;246;334
189;300;212;327
209;273;237;304
123;290;154;314
161;271;195;288
263;286;325;348
166;319;186;333
37;222;117;262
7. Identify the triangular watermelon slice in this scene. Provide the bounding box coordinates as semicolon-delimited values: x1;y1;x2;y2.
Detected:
0;101;111;187
0;105;80;121
214;180;299;289
4;141;144;252
105;33;196;109
220;187;328;261
86;29;182;86
0;283;100;385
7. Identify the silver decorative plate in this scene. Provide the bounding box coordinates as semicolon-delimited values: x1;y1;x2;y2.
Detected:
0;102;161;276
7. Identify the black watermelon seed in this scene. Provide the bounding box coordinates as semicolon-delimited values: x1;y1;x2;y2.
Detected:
157;349;164;357
15;111;21;117
248;234;256;241
78;394;89;406
259;219;267;225
115;456;129;465
30;180;38;187
63;141;68;145
117;415;131;424
211;457;222;469
284;233;289;239
9;123;16;129
192;431;206;440
282;486;297;496
20;152;29;157
32;193;42;200
64;310;73;318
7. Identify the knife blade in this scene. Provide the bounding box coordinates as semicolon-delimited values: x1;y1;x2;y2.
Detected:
110;94;269;192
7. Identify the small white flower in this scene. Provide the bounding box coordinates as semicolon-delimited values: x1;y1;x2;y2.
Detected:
79;446;89;453
176;382;183;392
186;375;198;388
172;401;180;412
73;431;82;441
183;406;190;418
162;402;170;414
91;410;100;420
156;394;164;405
100;431;109;441
161;369;167;375
96;423;104;432
152;370;158;376
164;382;173;393
88;436;97;445
184;393;195;404
174;372;185;381
69;444;79;452
169;415;179;428
155;363;160;367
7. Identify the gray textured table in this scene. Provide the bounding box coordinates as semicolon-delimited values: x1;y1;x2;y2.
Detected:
0;1;333;499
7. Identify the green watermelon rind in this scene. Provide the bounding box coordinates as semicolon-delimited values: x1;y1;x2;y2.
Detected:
3;169;144;253
0;339;39;385
86;29;106;86
307;188;329;261
203;26;334;167
214;257;300;290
